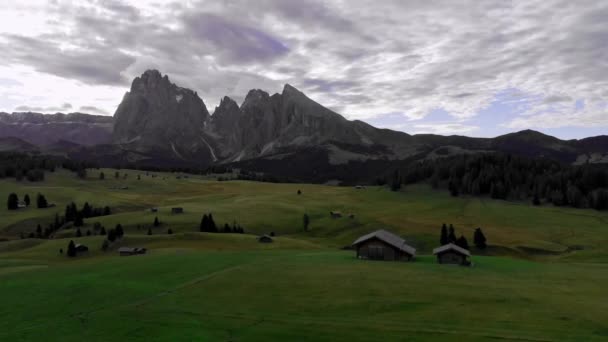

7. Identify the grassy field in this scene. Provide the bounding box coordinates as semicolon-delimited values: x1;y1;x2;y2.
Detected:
1;169;608;341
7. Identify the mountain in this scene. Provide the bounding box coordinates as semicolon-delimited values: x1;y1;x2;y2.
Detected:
112;70;215;165
1;69;606;182
0;112;113;147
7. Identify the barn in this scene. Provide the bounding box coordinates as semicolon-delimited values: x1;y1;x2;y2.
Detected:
171;207;184;214
351;230;416;261
433;243;471;266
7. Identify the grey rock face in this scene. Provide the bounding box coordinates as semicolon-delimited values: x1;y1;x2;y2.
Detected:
112;70;213;164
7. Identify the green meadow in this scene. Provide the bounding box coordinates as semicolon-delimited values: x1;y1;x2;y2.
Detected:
1;169;607;341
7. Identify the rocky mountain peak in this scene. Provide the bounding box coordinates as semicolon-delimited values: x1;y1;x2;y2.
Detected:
241;89;270;109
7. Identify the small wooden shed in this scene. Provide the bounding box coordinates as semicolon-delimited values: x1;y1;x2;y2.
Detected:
257;235;274;243
330;211;342;218
118;247;147;256
433;243;471;266
75;244;89;254
351;230;416;261
171;207;184;214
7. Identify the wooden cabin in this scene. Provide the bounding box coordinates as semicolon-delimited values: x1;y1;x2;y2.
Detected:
257;235;274;243
433;243;471;266
74;244;89;254
118;247;147;256
351;230;416;262
330;211;343;218
171;207;184;214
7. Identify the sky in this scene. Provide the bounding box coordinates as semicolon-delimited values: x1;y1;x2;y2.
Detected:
0;0;607;139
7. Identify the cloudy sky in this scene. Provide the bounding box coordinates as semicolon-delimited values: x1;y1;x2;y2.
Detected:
1;0;607;138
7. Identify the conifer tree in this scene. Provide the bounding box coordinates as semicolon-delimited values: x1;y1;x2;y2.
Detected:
115;224;124;238
154;216;160;227
440;224;449;245
76;228;82;237
456;235;470;250
67;240;76;257
24;194;30;206
303;213;310;231
448;224;457;243
474;227;487;249
7;193;19;210
36;193;48;208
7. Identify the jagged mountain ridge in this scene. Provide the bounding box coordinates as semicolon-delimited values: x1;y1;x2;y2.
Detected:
1;69;607;177
0;112;113;147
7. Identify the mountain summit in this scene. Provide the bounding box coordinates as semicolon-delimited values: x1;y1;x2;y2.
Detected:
112;70;214;163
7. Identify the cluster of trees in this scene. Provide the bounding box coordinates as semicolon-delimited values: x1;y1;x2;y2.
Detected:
0;152;59;181
65;202;111;227
7;193;49;210
393;153;608;210
439;224;487;250
200;213;245;234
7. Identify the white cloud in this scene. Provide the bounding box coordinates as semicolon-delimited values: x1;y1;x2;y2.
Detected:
0;0;606;136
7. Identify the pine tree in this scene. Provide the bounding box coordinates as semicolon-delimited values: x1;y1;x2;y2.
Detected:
533;193;541;206
200;214;208;232
115;171;120;179
390;169;401;192
456;235;470;250
107;229;116;242
473;227;487;249
100;226;106;236
82;202;92;218
115;224;124;238
74;212;84;227
103;206;111;216
448;224;457;243
99;172;105;180
147;227;152;235
440;224;448;245
208;213;217;232
101;239;109;251
36;193;48;209
36;224;42;237
76;228;82;237
153;216;160;227
86;230;91;236
67;240;76;257
303;213;310;231
223;223;231;233
24;194;30;206
7;193;19;210
167;228;173;234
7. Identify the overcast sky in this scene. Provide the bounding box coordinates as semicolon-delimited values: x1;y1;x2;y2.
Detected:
1;0;607;138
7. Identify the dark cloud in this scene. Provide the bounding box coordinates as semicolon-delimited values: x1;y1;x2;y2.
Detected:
182;13;289;64
79;106;109;115
15;103;73;112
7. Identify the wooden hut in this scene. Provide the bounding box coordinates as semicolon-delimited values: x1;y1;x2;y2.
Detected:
74;244;89;254
118;247;147;256
351;230;416;261
257;235;274;243
433;243;471;265
330;211;343;218
171;207;184;214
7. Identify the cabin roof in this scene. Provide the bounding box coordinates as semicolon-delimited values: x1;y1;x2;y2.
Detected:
352;229;416;255
118;247;140;253
432;243;471;256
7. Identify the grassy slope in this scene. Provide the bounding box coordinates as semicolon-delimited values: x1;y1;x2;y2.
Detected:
1;169;608;341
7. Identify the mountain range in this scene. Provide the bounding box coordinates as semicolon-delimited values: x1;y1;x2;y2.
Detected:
2;70;607;181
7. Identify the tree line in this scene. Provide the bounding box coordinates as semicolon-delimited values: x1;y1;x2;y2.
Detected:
390;153;608;210
200;213;245;234
439;223;487;250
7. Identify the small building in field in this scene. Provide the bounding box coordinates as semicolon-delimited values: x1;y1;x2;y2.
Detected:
118;247;147;256
351;230;416;261
330;211;342;218
149;207;158;213
257;235;274;243
74;244;89;254
171;207;184;214
433;243;471;266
